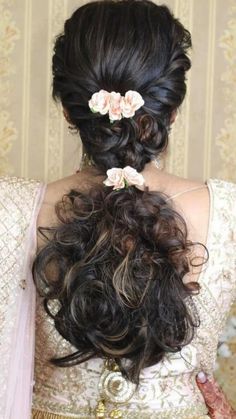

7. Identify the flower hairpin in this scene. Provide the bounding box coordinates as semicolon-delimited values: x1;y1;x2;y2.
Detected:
104;166;145;190
88;89;144;122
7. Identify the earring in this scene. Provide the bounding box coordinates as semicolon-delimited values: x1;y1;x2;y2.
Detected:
79;151;95;170
152;155;165;170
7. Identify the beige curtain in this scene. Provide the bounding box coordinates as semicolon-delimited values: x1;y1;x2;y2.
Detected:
1;0;236;407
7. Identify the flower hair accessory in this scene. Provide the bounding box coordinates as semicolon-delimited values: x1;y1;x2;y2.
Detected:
104;166;145;190
88;90;144;122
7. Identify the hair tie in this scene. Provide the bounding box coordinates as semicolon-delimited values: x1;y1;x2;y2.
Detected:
103;166;145;190
88;89;144;122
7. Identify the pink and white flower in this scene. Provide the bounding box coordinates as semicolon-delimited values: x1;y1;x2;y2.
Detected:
103;166;145;190
122;166;145;187
88;90;110;115
104;168;125;189
120;91;145;118
108;92;123;121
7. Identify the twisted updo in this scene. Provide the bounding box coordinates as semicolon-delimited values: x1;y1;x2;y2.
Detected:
52;0;192;171
34;0;202;385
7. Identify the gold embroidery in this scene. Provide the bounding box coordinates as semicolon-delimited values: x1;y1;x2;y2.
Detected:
95;400;106;418
32;410;83;419
98;360;136;404
32;407;209;419
109;408;123;419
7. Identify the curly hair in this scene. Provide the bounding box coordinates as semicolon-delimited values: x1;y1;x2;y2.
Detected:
34;0;203;385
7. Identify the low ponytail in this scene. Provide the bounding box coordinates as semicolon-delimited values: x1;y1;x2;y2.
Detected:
34;0;202;385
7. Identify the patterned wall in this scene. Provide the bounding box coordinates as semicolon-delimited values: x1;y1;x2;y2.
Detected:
0;0;236;408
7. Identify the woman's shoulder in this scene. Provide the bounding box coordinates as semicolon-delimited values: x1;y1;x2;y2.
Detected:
37;168;104;246
43;167;103;204
172;176;236;246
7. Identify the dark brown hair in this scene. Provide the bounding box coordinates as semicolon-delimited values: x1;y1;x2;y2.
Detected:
34;0;203;384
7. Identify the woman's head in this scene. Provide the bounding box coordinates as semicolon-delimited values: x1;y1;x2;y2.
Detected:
52;0;192;171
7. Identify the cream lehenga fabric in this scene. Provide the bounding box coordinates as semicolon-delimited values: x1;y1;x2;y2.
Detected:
0;177;46;419
0;177;236;419
31;179;236;419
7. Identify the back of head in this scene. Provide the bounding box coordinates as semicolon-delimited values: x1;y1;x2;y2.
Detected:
52;0;191;171
34;0;200;385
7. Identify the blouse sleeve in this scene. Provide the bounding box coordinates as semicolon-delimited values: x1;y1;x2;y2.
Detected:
187;179;236;374
0;176;46;419
198;180;236;330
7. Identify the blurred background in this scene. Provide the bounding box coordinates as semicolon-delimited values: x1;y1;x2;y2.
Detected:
0;0;235;407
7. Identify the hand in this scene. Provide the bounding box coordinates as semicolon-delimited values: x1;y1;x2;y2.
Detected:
196;372;236;419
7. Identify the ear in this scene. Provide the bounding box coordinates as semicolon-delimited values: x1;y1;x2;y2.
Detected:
170;109;178;124
63;108;72;124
